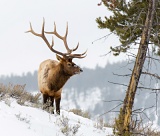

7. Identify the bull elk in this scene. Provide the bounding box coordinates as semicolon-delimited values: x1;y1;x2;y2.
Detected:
26;19;86;115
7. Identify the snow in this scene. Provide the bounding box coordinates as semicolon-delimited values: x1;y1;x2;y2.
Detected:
0;98;113;136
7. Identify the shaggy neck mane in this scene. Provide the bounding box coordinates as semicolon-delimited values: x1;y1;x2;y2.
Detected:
49;63;71;92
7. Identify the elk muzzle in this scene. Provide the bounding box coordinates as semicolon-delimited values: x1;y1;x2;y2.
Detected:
80;68;83;72
74;64;83;74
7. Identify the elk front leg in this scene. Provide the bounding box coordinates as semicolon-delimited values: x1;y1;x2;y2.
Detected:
42;94;48;110
55;97;61;115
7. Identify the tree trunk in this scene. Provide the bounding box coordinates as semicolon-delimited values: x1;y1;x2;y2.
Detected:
121;0;156;135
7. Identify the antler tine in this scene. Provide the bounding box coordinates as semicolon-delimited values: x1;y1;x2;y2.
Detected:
51;36;54;48
72;42;79;52
65;22;68;39
41;18;45;36
67;49;87;59
26;22;41;37
26;19;70;56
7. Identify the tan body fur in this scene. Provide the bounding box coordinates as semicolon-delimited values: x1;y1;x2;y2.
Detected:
38;59;65;98
38;57;82;114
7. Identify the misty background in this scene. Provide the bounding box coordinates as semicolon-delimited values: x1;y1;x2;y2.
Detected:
1;59;160;125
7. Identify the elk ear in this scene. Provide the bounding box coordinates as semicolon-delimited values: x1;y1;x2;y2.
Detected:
56;54;63;62
68;58;72;62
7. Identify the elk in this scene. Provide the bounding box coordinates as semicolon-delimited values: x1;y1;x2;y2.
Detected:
27;19;86;115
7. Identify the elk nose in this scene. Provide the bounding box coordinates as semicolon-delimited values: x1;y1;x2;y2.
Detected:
80;68;83;72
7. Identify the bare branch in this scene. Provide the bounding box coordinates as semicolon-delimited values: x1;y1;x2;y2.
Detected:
99;103;123;117
112;72;131;77
142;71;160;79
92;33;113;44
108;81;128;87
138;86;160;91
102;99;123;103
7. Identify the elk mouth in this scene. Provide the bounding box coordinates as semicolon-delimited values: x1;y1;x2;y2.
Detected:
75;71;81;74
75;68;83;74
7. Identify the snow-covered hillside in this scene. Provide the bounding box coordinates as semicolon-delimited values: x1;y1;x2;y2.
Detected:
0;98;113;136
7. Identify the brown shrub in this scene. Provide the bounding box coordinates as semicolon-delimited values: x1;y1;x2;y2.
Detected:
69;109;91;119
0;83;41;106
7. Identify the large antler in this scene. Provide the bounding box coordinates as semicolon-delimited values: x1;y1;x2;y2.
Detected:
45;21;87;59
26;19;86;59
45;22;78;54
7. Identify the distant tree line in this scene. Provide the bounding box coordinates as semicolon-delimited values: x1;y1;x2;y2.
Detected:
0;61;131;91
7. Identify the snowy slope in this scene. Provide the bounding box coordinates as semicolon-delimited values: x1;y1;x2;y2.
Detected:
0;98;113;136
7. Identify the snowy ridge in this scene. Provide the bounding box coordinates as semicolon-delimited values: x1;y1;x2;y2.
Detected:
0;98;113;136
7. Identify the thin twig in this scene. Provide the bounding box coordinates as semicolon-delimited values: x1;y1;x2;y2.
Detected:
108;81;128;87
92;33;113;44
142;71;160;79
99;103;123;117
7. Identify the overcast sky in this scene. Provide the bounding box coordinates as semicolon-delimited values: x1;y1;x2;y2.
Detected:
0;0;125;76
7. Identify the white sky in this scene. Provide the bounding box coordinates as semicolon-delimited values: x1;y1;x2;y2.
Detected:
0;0;125;76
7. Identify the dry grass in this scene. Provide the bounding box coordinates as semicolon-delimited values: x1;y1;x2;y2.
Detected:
0;83;41;107
56;114;80;136
133;123;160;136
69;109;91;119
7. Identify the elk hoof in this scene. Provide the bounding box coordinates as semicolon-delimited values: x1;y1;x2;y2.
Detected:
42;104;54;114
49;106;54;114
56;110;60;115
42;104;47;110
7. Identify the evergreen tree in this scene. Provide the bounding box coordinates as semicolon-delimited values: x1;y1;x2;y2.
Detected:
96;0;159;135
96;0;160;55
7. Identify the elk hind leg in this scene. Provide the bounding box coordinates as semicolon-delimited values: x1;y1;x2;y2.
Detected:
49;96;54;114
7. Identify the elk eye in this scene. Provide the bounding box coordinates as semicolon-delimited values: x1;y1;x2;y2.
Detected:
67;63;72;67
